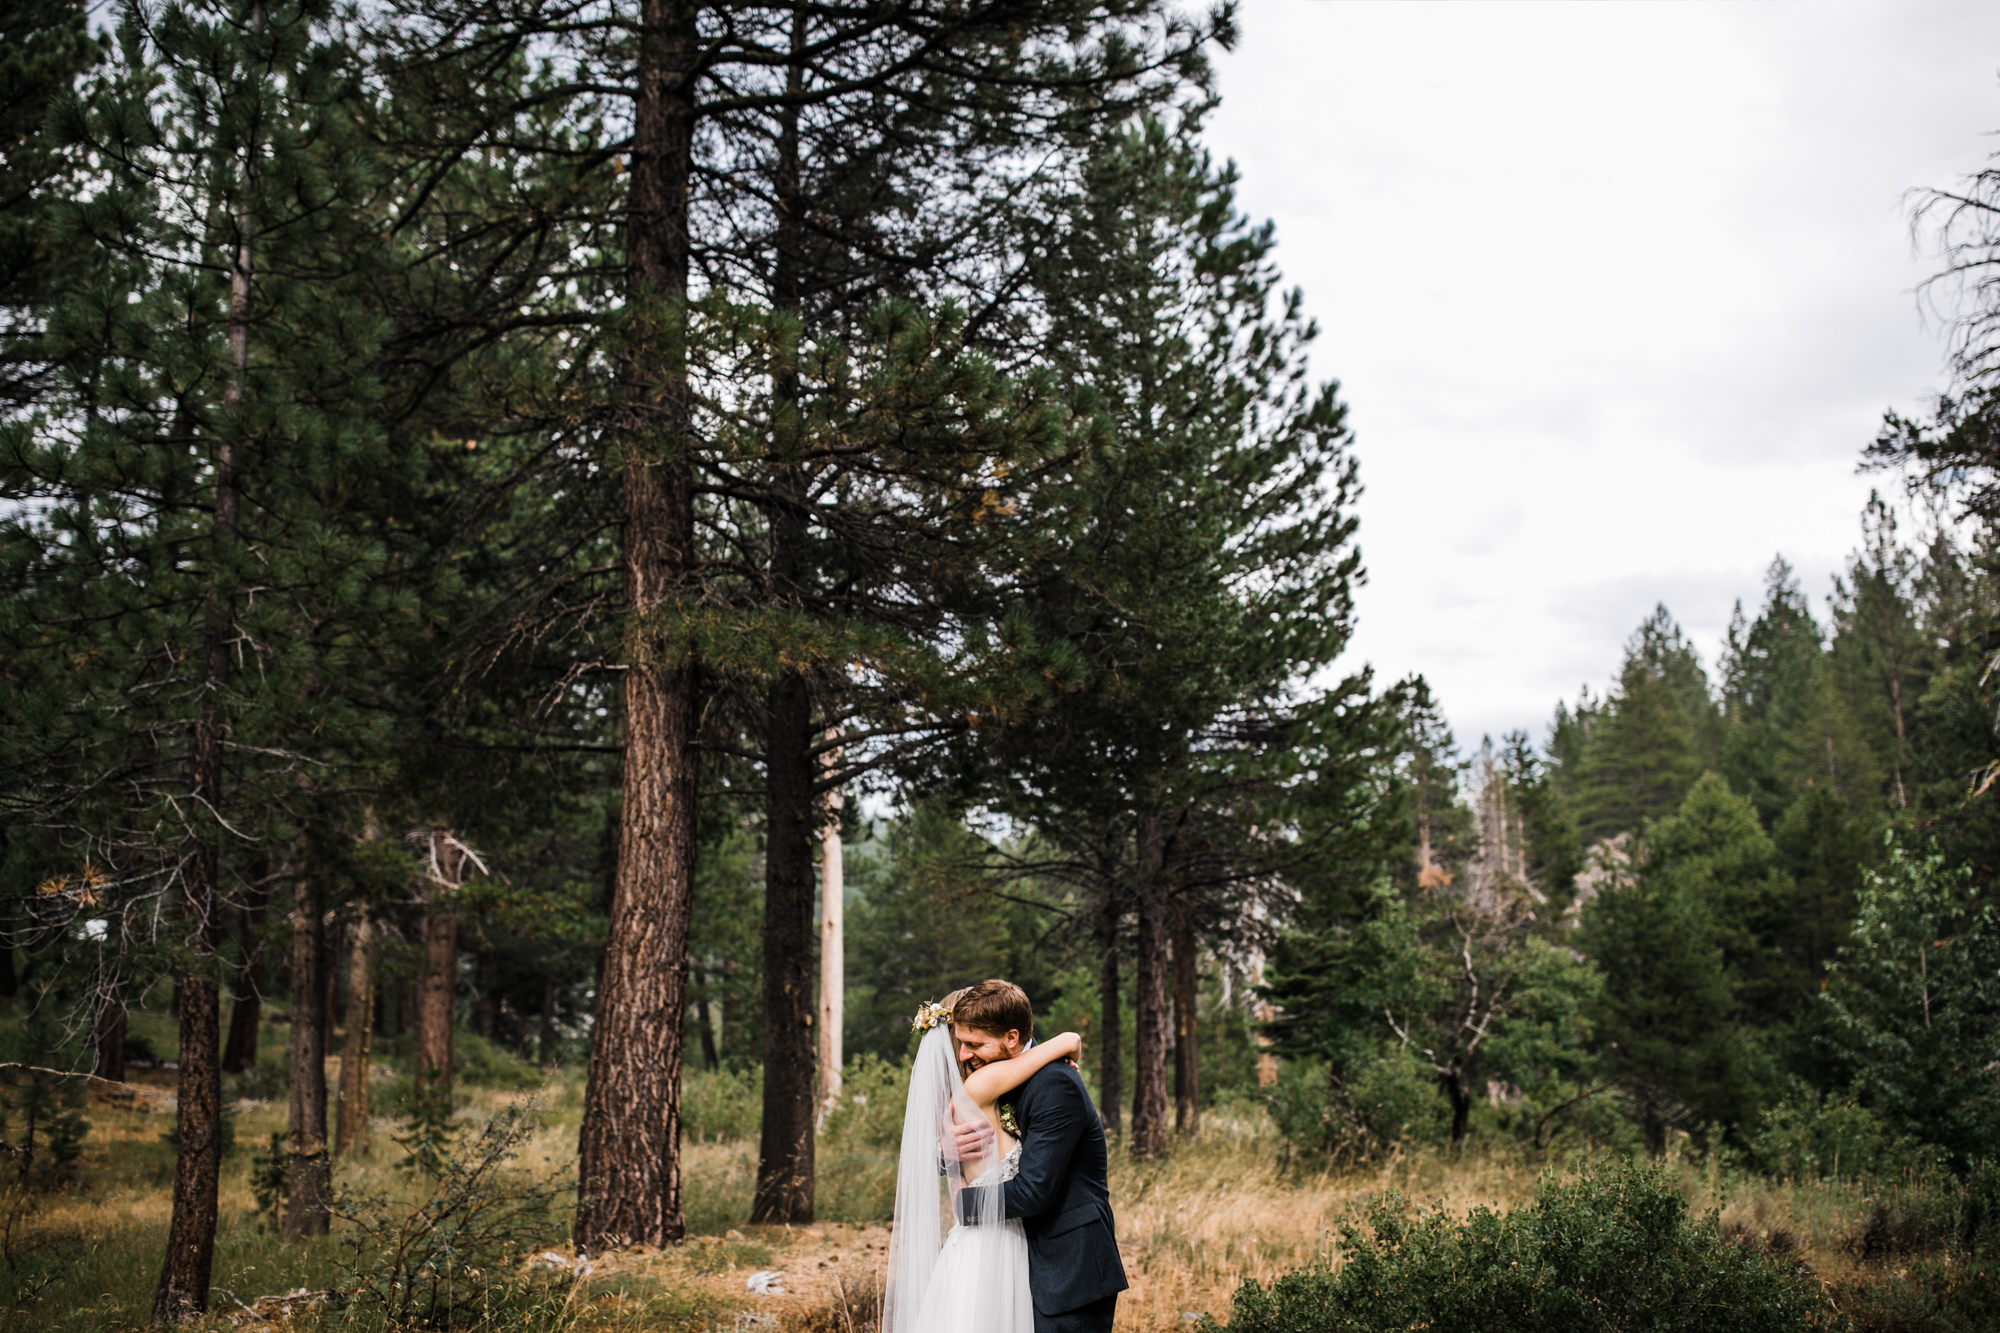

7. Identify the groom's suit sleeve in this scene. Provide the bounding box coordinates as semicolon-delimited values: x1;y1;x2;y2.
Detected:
998;1070;1088;1221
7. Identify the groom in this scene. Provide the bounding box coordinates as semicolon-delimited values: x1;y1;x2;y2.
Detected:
948;979;1127;1333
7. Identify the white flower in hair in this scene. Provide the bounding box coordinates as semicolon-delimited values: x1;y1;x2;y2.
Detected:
911;999;955;1033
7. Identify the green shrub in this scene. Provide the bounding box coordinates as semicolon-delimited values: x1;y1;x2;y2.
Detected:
682;1065;761;1144
0;1002;89;1189
819;1054;908;1152
227;1057;289;1102
250;1130;289;1225
811;1053;910;1223
1266;1051;1443;1171
1751;1083;1941;1182
1210;1160;1836;1332
331;1099;572;1332
453;1032;543;1090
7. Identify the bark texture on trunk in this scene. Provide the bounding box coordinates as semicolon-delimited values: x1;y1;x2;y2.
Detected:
573;0;702;1250
753;674;818;1224
1171;902;1199;1139
576;654;700;1248
155;950;222;1319
1096;887;1121;1136
416;891;457;1123
1129;820;1172;1160
282;876;329;1240
817;744;844;1123
335;909;373;1156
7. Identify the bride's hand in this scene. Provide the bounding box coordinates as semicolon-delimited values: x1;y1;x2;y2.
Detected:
1051;1031;1083;1065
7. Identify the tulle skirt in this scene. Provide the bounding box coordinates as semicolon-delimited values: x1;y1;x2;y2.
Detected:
909;1217;1034;1333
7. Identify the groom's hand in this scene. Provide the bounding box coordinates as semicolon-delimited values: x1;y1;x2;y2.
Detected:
951;1115;995;1161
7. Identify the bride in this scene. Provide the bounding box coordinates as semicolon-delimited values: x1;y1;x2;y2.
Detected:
882;990;1083;1333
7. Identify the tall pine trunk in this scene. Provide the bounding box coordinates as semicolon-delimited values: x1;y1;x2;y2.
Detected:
1171;900;1199;1138
152;80;255;1309
335;908;373;1156
818;741;844;1123
1096;886;1121;1136
755;669;817;1223
755;669;817;1221
1129;818;1171;1159
416;885;457;1123
752;10;818;1226
575;0;702;1250
282;875;329;1240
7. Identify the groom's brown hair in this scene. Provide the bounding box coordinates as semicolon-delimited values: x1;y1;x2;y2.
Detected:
953;979;1034;1042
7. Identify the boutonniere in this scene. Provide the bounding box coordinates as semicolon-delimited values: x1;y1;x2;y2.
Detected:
998;1102;1021;1140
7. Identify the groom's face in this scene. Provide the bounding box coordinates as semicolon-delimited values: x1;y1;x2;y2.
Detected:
953;1025;1022;1072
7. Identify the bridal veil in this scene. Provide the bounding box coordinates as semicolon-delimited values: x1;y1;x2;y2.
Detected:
882;1023;1006;1333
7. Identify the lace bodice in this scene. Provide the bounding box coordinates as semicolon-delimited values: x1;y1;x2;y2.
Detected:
969;1139;1022;1188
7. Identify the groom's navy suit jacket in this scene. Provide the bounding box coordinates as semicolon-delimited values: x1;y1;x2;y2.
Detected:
960;1061;1127;1323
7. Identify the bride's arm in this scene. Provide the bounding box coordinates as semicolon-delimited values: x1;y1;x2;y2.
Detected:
963;1032;1081;1107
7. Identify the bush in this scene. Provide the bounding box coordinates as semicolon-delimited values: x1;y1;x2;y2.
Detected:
228;1057;289;1102
1839;1160;2000;1332
0;1003;89;1189
332;1099;572;1332
1750;1083;1941;1182
454;1032;544;1090
1210;1160;1836;1332
812;1054;909;1223
819;1054;908;1152
1266;1051;1443;1171
682;1065;761;1143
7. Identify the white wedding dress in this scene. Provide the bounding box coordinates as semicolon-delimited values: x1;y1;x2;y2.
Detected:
882;1026;1036;1333
909;1140;1033;1333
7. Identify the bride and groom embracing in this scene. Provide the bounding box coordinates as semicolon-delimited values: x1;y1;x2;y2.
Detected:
882;979;1126;1333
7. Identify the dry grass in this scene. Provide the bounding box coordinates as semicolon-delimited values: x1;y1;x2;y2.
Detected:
1;1056;1964;1333
1100;1105;1548;1329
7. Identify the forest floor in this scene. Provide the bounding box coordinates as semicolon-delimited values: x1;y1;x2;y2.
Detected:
0;1046;1962;1333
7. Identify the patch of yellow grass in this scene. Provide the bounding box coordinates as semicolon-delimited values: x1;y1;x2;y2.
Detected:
9;1063;1934;1333
1102;1108;1544;1330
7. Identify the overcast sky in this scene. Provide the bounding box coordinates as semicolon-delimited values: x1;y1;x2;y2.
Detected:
1206;0;2000;748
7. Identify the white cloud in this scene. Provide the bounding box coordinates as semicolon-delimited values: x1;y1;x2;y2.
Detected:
1211;0;2000;747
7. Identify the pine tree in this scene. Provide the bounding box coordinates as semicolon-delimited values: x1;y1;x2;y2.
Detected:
1720;560;1824;825
1582;776;1770;1152
1828;494;1931;811
2;0;425;1311
0;0;100;409
354;0;1232;1239
931;111;1383;1160
1500;730;1582;914
1570;609;1712;844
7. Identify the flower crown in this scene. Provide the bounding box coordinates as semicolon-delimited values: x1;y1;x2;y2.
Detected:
911;999;955;1033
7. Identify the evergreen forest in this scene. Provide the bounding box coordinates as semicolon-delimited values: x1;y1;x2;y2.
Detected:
6;2;2000;1330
